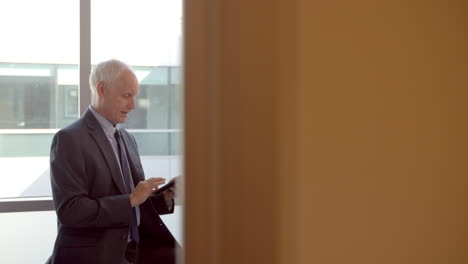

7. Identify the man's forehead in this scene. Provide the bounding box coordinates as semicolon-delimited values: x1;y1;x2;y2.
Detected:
120;69;137;80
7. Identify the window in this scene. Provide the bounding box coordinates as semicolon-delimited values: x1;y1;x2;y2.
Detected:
0;0;183;199
0;0;79;199
0;0;183;262
91;0;183;206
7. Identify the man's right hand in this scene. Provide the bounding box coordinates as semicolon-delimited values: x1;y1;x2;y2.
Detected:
129;177;166;207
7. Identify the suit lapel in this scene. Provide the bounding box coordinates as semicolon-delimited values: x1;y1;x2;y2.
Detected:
83;110;127;194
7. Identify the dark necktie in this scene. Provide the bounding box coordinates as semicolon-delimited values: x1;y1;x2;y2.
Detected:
114;129;140;243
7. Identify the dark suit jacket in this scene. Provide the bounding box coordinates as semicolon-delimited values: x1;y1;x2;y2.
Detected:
48;109;178;264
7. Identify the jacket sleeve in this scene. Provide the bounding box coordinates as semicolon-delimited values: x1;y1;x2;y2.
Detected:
149;194;174;215
50;130;131;228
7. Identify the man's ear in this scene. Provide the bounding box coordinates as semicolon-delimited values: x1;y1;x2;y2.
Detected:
96;81;105;100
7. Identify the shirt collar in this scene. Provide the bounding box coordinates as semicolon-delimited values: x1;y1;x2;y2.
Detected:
88;106;120;137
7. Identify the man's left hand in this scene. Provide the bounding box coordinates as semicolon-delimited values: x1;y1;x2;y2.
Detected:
163;175;183;201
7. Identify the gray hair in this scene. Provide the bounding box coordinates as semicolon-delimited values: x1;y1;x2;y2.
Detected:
89;59;135;102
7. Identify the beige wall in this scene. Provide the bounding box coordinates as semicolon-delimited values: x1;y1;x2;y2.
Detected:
185;0;468;263
297;1;468;263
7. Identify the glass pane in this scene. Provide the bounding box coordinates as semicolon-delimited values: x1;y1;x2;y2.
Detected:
0;0;79;199
0;208;182;262
91;0;183;170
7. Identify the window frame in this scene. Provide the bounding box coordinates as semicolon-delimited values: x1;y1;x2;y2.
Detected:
0;0;183;213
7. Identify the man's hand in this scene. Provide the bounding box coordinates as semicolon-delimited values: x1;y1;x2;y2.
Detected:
129;177;166;207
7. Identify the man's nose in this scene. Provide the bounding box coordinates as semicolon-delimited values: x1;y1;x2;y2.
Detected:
129;98;136;109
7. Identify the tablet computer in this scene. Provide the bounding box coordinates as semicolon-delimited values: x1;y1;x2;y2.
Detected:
154;180;175;195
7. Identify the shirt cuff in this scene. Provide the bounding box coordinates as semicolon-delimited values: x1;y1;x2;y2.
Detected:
165;198;174;211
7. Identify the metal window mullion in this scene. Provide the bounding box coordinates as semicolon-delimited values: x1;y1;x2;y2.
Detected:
0;199;54;213
80;0;91;115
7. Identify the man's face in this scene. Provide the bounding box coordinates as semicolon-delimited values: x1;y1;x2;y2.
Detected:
97;70;139;125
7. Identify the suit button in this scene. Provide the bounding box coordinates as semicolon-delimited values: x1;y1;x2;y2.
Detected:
121;233;127;240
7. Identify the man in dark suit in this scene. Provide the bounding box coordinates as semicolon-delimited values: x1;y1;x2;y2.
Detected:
48;59;180;264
